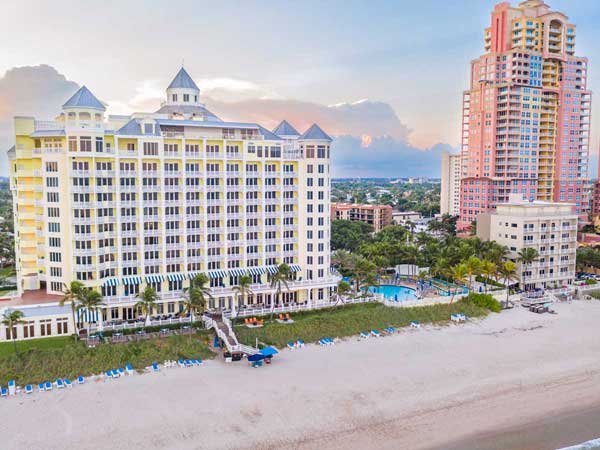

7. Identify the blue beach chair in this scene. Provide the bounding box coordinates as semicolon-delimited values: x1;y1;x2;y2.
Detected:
44;381;52;391
296;340;305;348
105;371;113;379
56;379;64;389
77;376;85;385
64;379;72;387
38;383;45;392
25;384;33;394
151;362;159;372
125;363;134;375
0;387;7;397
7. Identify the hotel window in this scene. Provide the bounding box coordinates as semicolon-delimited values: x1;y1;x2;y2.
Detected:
183;94;189;102
80;136;92;152
68;137;78;152
172;94;177;102
40;319;52;336
5;325;17;340
23;322;35;338
57;318;68;335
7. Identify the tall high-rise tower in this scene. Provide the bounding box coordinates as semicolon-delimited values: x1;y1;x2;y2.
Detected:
458;0;592;230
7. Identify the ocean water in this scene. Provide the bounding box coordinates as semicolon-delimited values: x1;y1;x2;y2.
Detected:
557;438;600;450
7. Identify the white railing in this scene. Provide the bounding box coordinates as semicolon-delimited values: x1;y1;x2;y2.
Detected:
89;316;193;333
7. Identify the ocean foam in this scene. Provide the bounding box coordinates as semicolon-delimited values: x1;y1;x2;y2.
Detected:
557;438;600;450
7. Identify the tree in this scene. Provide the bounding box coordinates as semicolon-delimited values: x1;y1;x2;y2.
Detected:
469;219;477;236
232;275;253;311
78;289;105;336
135;286;158;326
450;264;468;303
2;309;25;355
331;220;373;252
352;255;378;297
182;287;207;324
517;248;539;291
465;256;482;290
335;280;352;304
480;260;498;293
498;261;518;307
331;249;355;277
61;281;85;335
269;263;292;320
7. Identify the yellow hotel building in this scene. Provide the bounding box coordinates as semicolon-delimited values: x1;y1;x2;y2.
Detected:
5;68;336;338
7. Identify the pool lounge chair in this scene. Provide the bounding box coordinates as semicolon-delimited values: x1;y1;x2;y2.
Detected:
178;359;186;368
64;379;72;388
117;368;125;377
296;340;305;348
410;321;421;328
125;363;134;375
25;384;33;394
38;383;45;392
56;378;64;389
105;370;113;379
77;376;85;385
8;379;15;395
371;330;381;337
184;359;192;367
151;362;159;372
359;331;369;339
0;387;7;397
287;341;295;350
44;381;52;391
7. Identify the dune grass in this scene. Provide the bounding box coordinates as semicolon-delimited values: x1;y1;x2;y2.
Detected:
0;331;215;385
235;299;490;348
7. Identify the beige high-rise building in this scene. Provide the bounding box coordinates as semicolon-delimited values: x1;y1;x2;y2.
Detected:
440;152;462;216
477;194;577;290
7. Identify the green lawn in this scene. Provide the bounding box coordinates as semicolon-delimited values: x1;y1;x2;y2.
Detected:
0;332;215;385
235;299;490;348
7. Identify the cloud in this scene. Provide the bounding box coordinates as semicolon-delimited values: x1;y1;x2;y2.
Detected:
0;65;79;174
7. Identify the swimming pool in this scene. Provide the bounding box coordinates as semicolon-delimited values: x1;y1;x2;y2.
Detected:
367;284;418;301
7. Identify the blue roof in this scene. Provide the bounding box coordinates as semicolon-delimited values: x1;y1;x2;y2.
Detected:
117;119;161;136
273;120;300;137
300;123;332;141
258;125;283;141
62;86;105;111
18;305;70;318
30;130;66;137
168;67;199;90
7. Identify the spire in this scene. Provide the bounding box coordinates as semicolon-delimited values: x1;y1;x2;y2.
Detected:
168;67;199;90
273;120;300;137
62;86;105;110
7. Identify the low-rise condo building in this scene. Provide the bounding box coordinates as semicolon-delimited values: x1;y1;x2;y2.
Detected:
331;202;392;232
477;194;577;290
440;152;461;216
4;68;338;341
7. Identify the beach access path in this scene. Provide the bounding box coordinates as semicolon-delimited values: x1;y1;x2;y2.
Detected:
3;300;600;450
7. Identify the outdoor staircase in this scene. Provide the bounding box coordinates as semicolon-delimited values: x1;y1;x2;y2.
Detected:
203;313;258;355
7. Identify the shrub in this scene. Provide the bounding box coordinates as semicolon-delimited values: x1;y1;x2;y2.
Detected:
466;293;502;313
585;278;597;285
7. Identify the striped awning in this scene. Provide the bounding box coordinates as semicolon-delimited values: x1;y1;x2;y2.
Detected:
187;271;202;279
266;265;279;274
208;270;227;279
229;268;246;277
77;308;99;323
248;267;266;275
167;273;186;282
102;278;119;287
145;274;164;284
123;276;143;285
289;264;302;273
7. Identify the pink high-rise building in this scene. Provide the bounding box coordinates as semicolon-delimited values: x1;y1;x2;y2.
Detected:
458;0;592;231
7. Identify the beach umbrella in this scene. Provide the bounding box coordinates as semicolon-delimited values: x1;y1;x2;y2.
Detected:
248;354;265;362
259;347;279;357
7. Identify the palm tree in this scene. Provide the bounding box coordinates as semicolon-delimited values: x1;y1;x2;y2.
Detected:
135;286;159;326
517;248;539;291
2;309;25;355
498;261;518;307
232;275;253;311
465;256;482;290
450;263;468;303
335;280;352;304
269;263;291;320
481;260;498;293
60;281;85;336
181;287;207;324
78;289;105;335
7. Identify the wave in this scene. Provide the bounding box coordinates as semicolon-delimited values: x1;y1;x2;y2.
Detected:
557;438;600;450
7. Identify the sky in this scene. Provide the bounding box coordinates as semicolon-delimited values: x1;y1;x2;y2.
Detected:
1;0;600;177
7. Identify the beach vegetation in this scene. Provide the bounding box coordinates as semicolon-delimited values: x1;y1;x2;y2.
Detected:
465;293;502;313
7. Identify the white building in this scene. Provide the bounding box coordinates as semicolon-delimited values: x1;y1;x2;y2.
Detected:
440;152;461;216
477;194;577;290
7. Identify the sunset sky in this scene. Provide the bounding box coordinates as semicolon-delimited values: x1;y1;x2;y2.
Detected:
1;0;599;177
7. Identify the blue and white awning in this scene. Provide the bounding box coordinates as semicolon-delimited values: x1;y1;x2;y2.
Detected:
187;271;202;279
229;268;246;277
77;308;99;323
145;274;164;284
247;267;262;276
167;273;186;282
266;265;279;274
123;276;142;285
102;278;119;287
289;264;302;273
208;270;227;279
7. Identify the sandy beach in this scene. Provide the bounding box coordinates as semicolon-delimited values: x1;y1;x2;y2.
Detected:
3;300;600;450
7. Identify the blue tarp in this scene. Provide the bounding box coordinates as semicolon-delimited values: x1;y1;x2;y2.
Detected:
248;354;265;362
259;347;279;356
